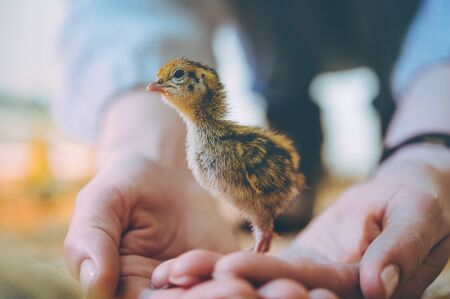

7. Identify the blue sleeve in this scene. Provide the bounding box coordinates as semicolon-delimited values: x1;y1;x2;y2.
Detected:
392;0;450;98
55;0;214;141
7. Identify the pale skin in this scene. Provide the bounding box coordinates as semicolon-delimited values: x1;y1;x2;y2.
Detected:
64;65;450;299
63;90;238;299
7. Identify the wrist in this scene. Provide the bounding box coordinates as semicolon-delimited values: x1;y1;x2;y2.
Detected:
375;143;450;193
97;87;187;170
386;65;450;147
380;143;450;171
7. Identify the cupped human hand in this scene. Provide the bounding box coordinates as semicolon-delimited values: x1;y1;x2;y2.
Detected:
288;145;450;299
148;250;345;299
147;145;450;299
63;154;237;299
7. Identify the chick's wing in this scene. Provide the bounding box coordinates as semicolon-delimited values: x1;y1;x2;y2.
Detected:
230;133;294;196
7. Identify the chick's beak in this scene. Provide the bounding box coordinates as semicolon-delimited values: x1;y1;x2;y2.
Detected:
146;80;165;93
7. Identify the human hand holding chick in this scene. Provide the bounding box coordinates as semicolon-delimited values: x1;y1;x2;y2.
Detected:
63;90;237;299
148;143;450;299
290;65;450;299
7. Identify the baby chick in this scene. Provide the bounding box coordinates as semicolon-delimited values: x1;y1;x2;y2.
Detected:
146;57;304;253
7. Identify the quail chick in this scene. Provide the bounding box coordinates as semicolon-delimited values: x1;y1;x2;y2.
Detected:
146;57;304;253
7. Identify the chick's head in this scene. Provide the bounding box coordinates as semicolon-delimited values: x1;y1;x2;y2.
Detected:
147;57;226;122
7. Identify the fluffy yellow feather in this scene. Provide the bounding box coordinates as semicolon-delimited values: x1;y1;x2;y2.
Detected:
147;57;304;252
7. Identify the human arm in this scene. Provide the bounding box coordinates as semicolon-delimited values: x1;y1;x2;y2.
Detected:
58;1;238;299
55;0;216;141
97;89;187;169
295;1;450;296
356;0;450;294
358;64;450;299
64;90;238;299
287;48;450;299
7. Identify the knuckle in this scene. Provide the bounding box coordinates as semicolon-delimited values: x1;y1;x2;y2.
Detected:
76;177;127;208
75;179;107;204
75;185;91;203
416;193;439;216
214;257;234;273
63;234;81;258
413;191;449;236
405;230;428;269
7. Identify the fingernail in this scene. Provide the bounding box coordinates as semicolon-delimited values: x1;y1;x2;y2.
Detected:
80;259;96;294
168;275;197;286
381;264;399;299
150;281;169;290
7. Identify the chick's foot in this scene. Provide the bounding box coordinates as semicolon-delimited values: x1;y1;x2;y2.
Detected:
252;228;273;253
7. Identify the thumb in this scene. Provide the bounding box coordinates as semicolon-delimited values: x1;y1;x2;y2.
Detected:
64;181;123;299
360;190;444;299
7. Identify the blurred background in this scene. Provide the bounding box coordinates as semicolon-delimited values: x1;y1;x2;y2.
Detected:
0;1;89;298
0;1;447;298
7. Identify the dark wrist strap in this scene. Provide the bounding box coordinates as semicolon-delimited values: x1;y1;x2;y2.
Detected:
380;133;450;164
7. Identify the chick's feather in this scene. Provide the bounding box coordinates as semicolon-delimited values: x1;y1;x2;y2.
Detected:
149;57;304;252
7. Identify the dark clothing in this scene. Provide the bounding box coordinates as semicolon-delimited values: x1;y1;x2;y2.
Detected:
227;0;421;183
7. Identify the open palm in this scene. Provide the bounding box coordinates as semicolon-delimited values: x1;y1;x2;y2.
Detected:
63;154;237;299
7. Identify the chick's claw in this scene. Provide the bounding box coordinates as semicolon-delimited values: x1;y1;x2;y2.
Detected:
253;228;274;253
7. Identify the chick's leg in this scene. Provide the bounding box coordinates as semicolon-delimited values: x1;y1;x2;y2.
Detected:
245;202;275;253
253;226;274;253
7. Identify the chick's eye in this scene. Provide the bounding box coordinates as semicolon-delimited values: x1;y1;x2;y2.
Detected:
173;69;185;79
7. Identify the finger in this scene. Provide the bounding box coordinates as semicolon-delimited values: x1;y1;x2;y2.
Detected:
360;190;446;299
141;288;185;299
63;182;124;299
309;289;340;299
180;278;257;299
396;234;450;298
152;250;222;288
213;252;360;297
116;255;161;299
213;252;302;284
257;278;309;299
151;259;176;289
